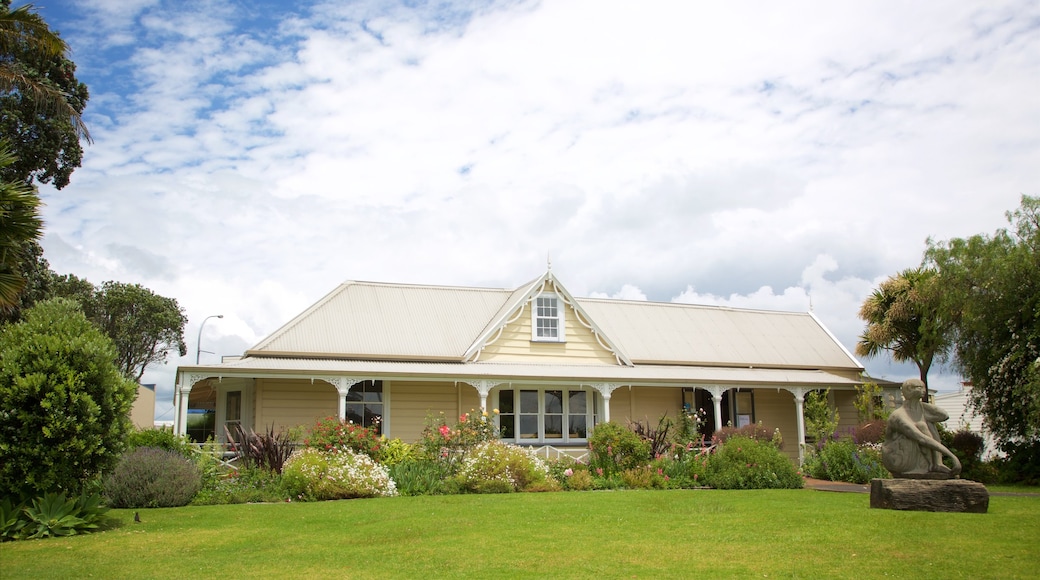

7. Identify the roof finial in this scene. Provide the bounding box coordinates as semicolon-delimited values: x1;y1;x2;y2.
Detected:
547;250;552;271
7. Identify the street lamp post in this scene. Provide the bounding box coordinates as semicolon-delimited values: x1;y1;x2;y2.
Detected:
195;314;224;364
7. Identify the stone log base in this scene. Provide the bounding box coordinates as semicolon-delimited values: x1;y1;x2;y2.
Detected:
870;478;989;513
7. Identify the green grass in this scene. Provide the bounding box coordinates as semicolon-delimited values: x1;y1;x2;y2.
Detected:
1;489;1037;579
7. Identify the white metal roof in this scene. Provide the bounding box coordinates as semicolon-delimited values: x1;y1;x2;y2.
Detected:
242;274;863;372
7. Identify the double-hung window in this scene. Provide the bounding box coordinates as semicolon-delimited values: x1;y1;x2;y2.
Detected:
532;294;565;342
497;388;598;443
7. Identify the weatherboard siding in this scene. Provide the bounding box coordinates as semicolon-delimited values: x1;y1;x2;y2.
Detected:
390;381;459;443
255;378;337;434
751;389;800;462
478;302;619;364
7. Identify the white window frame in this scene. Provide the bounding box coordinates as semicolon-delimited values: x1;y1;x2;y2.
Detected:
495;387;598;444
531;293;566;342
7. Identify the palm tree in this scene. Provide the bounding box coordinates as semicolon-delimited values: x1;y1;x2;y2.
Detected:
0;141;42;307
856;266;951;399
0;2;89;141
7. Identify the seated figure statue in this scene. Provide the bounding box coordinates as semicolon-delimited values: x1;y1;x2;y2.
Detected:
882;378;962;478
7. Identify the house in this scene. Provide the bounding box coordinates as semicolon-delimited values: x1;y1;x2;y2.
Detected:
932;384;1000;459
129;383;156;429
173;270;866;463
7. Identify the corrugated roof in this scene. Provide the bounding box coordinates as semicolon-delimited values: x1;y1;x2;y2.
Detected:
248;281;513;359
244;275;863;372
575;298;860;370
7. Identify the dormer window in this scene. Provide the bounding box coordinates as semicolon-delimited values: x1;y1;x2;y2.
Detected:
532;293;565;342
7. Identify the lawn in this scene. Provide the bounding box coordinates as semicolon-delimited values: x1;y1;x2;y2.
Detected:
1;488;1037;579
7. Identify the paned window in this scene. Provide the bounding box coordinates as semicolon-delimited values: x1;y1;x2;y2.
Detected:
532;294;565;342
345;380;383;435
497;388;597;443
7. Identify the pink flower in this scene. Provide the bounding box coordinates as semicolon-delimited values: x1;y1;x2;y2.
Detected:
438;425;451;438
564;468;574;477
693;474;699;481
596;468;604;476
657;468;663;475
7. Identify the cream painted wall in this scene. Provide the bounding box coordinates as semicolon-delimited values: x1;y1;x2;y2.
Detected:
254;378;337;434
751;389;800;462
391;381;460;443
130;385;155;429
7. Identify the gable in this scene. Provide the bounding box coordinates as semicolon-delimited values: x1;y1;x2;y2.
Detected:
474;286;624;365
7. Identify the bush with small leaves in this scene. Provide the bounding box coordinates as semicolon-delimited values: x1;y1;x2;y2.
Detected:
802;439;888;484
126;427;196;459
104;447;202;508
705;436;803;489
588;421;651;475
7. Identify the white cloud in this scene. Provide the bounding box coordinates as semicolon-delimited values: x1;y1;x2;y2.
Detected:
32;0;1040;419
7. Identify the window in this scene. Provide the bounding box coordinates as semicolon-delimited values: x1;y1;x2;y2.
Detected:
497;388;597;443
733;390;754;427
345;380;383;435
532;294;565;342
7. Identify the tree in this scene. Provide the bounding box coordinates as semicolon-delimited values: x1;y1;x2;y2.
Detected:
856;266;951;397
925;195;1040;444
0;298;137;498
1;1;90;190
0;141;42;308
91;281;188;382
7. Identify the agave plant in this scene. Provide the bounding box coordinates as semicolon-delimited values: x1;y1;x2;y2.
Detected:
21;492;109;539
0;497;27;541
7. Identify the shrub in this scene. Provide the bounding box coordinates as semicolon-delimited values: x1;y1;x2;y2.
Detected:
304;417;382;459
415;410;498;471
229;425;295;474
705;436;803;489
655;448;710;488
995;438;1040;485
804;389;839;443
282;447;396;500
561;468;594;491
0;299;137;498
628;415;673;458
191;466;290;505
378;438;415;466
621;465;668;489
16;491;110;540
454;440;550;493
712;423;781;449
104;447;202;508
803;440;888;484
126;427;196;459
588;421;650;475
388;459;453;496
852;421;885;444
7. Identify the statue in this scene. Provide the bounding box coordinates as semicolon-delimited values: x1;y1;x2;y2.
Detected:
881;379;961;478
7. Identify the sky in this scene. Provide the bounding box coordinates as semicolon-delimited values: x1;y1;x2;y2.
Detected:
30;0;1040;422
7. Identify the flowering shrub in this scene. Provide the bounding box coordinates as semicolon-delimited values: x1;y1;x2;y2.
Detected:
282;447;397;500
802;439;888;484
712;423;781;448
588;421;651;475
621;465;668;489
454;440;551;493
655;448;710;488
705;436;803;489
304;417;382;460
416;410;498;471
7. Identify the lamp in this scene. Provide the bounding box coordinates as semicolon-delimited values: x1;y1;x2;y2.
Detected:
195;314;224;364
